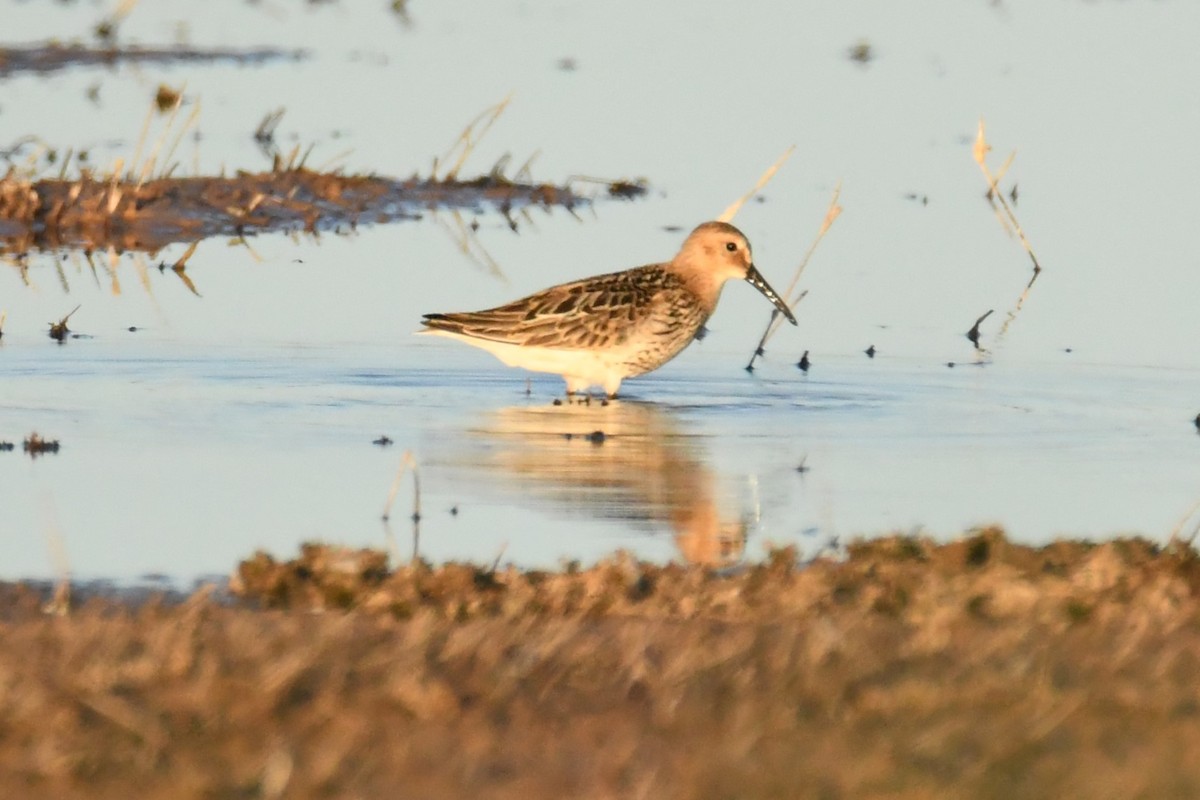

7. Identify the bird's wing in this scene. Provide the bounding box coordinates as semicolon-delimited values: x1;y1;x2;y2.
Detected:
422;265;690;349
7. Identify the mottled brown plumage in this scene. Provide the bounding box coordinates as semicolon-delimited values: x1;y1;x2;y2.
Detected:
420;221;796;397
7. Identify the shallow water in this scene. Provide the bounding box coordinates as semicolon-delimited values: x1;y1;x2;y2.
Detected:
3;332;1197;581
3;0;1200;580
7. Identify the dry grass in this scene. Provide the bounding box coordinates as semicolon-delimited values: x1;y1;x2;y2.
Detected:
745;184;842;371
973;119;1041;276
0;95;644;257
717;145;795;224
3;528;1199;798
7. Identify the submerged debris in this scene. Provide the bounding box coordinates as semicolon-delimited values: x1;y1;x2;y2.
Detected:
847;39;875;65
47;305;80;342
23;432;60;456
967;308;995;349
0;43;304;77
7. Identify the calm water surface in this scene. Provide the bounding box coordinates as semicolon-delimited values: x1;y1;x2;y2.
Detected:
2;0;1199;580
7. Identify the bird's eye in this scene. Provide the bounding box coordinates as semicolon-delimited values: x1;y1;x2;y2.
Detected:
725;242;738;252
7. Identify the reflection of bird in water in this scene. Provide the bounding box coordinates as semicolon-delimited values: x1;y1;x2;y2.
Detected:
451;401;747;567
420;221;796;398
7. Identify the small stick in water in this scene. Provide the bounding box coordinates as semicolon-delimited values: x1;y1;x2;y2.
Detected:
967;309;994;349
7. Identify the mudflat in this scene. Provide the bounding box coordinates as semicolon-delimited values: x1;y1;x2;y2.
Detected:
2;528;1198;799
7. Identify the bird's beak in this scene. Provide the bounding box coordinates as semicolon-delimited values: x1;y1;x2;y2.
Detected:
745;264;797;325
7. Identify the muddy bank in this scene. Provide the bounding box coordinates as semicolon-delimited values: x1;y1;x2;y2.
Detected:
3;528;1199;799
0;167;644;253
0;43;303;76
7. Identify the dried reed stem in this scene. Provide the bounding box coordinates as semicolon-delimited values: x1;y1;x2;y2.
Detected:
745;183;842;371
973;119;1041;274
158;98;203;181
138;87;185;187
717;145;796;223
127;103;157;181
437;94;514;181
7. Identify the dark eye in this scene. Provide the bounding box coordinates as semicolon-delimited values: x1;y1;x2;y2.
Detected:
725;242;738;252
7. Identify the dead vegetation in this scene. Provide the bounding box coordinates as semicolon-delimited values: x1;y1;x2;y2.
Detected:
0;42;303;76
0;165;637;253
1;528;1194;798
971;120;1044;354
0;93;646;254
22;432;61;455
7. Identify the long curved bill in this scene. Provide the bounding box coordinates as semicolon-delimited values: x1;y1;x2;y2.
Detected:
745;264;797;325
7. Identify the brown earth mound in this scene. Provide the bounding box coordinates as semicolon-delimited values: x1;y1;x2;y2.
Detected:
2;528;1199;799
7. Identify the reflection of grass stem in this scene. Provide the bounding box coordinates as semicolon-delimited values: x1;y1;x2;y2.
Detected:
746;183;842;371
56;148;73;180
1168;497;1200;549
170;241;201;296
41;498;72;615
437;209;509;283
994;271;1040;343
383;450;423;563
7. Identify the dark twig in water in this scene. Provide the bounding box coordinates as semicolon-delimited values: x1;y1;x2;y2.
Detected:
967;309;994;349
48;305;80;342
254;108;286;146
745;291;807;372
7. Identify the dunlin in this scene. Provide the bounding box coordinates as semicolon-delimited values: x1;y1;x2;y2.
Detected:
420;221;796;397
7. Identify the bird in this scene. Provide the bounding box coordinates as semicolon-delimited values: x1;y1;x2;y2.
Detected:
419;221;797;398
